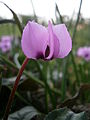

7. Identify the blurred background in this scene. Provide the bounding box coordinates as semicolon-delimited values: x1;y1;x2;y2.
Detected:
0;0;90;120
0;0;90;47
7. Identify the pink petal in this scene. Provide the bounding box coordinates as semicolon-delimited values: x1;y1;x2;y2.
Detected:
21;21;49;59
46;21;54;59
46;21;60;59
53;24;72;58
77;47;83;56
1;36;13;42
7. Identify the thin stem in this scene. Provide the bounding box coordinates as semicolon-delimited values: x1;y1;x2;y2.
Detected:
70;0;83;87
45;84;48;113
43;64;49;113
30;0;37;21
43;65;56;112
55;3;63;23
56;0;82;91
61;58;69;101
72;0;83;44
3;57;29;120
71;52;80;86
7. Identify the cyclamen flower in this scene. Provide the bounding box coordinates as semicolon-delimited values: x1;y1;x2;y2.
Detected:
0;36;12;53
21;21;72;60
4;21;72;119
77;47;90;61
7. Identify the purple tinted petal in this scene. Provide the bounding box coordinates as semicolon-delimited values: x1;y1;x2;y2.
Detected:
77;47;84;56
53;33;60;58
53;24;72;58
46;21;54;59
21;21;49;59
1;36;13;42
0;40;11;52
77;47;90;61
46;21;60;59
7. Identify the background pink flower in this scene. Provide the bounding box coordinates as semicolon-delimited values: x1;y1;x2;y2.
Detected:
0;36;13;53
77;47;90;61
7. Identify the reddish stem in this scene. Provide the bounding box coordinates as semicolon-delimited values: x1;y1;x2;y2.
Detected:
3;57;29;120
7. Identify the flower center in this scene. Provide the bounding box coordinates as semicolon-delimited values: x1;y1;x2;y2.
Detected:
45;45;50;57
85;53;89;58
36;52;44;59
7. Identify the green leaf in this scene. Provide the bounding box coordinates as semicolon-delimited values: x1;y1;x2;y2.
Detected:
55;3;63;23
0;1;23;35
44;108;87;120
8;106;41;120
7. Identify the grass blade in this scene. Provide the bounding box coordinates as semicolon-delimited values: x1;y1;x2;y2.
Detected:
0;1;23;35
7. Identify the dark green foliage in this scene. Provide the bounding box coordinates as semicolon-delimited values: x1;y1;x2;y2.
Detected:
45;108;87;120
8;106;41;120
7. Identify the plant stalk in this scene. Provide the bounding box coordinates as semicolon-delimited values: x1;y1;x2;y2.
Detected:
3;57;29;120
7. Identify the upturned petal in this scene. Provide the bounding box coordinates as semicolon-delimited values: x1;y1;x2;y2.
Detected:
45;21;54;59
21;21;49;59
53;24;72;58
46;21;60;59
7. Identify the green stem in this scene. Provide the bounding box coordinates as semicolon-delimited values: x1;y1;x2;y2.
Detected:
42;63;56;110
55;3;63;23
3;57;29;120
70;0;82;86
69;0;83;86
34;61;43;80
44;72;56;111
71;52;80;86
72;0;83;43
42;65;49;113
58;0;82;91
45;82;48;113
61;58;69;101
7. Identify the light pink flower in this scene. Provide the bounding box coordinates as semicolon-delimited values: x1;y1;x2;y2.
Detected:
77;47;90;61
0;36;13;53
21;21;72;60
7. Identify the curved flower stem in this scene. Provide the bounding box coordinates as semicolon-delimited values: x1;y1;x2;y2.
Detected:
3;57;29;120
